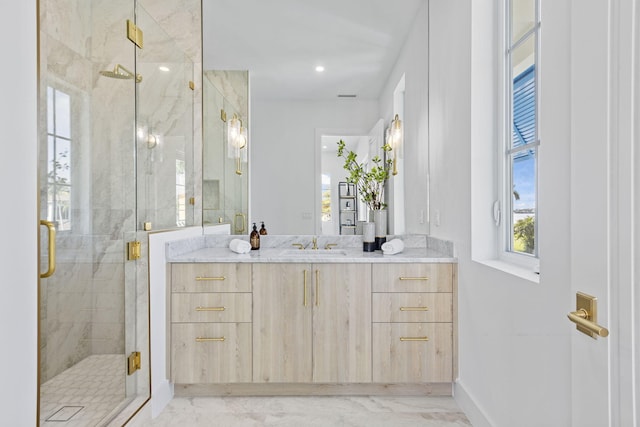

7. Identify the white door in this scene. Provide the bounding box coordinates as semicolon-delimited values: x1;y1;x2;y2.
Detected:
569;0;638;425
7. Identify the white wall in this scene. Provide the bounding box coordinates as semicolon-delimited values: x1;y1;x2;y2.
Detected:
378;1;430;235
251;99;378;234
429;1;572;426
0;2;38;425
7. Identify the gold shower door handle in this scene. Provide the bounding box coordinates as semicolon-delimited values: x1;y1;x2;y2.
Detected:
40;220;56;278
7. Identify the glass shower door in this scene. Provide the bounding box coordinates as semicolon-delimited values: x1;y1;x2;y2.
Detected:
38;0;148;425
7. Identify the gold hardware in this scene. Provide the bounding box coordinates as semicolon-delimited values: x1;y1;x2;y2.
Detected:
196;306;226;311
292;243;304;250
324;243;338;250
221;109;227;122
189;81;195;90
189;197;195;205
127;241;141;260
143;222;152;231
311;236;318;250
40;220;56;278
568;292;609;338
315;270;320;307
303;270;308;307
236;157;243;175
127;351;141;375
399;277;429;281
400;337;429;342
127;19;143;48
219;217;224;223
196;337;225;342
400;307;429;311
195;276;226;281
234;213;246;233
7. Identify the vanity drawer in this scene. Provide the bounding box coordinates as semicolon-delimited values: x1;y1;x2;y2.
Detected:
372;323;453;383
372;293;452;323
171;323;252;383
372;264;453;293
172;293;252;323
172;263;251;293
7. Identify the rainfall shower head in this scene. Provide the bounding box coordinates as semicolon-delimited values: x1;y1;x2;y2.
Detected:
99;64;142;83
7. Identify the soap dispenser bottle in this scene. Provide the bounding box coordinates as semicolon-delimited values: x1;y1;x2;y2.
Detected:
259;221;268;235
250;223;260;250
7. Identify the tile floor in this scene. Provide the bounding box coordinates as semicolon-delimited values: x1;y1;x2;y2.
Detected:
146;396;472;426
40;354;125;426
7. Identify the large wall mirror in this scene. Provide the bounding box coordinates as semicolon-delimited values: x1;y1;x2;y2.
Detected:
202;0;430;236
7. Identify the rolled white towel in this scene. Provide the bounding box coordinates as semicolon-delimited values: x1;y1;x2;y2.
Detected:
381;238;404;255
229;238;251;254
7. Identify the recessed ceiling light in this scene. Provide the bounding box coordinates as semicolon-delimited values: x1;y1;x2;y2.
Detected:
315;65;325;73
159;66;170;72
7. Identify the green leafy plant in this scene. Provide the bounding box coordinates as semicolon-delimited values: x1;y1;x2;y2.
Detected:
337;139;392;211
514;216;535;254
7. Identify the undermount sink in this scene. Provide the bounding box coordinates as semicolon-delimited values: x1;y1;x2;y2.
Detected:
280;249;348;257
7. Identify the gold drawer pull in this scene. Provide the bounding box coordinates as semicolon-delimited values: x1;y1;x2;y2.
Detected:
400;307;429;311
196;337;226;342
400;336;429;342
195;276;226;281
399;277;429;281
195;306;226;312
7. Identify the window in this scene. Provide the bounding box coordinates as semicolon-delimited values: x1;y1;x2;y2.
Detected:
47;87;72;231
504;0;539;258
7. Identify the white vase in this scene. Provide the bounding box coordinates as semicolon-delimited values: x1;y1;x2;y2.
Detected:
373;209;387;238
362;221;376;252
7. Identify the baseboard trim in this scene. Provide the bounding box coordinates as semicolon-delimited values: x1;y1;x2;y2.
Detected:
175;383;453;397
454;380;494;427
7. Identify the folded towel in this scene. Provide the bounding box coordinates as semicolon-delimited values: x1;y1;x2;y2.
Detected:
381;238;404;255
229;238;251;254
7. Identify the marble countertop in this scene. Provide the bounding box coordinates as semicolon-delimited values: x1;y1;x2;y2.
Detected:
167;247;456;264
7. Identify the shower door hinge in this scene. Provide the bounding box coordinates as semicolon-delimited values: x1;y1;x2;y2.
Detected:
126;20;144;48
127;351;141;375
127;241;141;261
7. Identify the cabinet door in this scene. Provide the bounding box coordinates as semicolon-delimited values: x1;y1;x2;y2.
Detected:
312;264;372;383
252;264;313;382
171;323;252;383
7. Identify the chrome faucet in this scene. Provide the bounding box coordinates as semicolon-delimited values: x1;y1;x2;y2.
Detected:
311;236;318;250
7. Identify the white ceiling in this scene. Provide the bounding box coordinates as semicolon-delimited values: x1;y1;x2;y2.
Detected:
203;0;426;101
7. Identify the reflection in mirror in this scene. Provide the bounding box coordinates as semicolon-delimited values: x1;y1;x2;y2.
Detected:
203;0;430;235
202;71;248;233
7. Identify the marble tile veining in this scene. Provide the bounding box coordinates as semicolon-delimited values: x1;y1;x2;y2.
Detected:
145;396;471;426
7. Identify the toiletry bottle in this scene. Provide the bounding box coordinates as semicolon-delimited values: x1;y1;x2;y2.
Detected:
250;223;260;250
259;221;268;235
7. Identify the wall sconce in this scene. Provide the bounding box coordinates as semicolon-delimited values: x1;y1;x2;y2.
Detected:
388;114;403;175
227;113;248;175
137;126;159;149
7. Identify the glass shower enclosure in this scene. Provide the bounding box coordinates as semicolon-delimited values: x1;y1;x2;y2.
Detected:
38;0;194;424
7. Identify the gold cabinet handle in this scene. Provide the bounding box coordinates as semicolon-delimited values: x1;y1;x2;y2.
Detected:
195;276;226;281
568;309;609;338
40;220;56;278
195;306;226;312
400;336;429;342
196;337;226;342
315;270;320;306
303;270;308;307
399;277;429;281
400;307;429;311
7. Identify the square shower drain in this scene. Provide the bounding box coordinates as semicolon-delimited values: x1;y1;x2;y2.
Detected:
45;406;84;422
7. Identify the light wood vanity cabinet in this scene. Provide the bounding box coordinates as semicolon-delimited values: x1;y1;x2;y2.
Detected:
170;263;252;383
371;263;455;383
252;263;372;383
169;260;456;390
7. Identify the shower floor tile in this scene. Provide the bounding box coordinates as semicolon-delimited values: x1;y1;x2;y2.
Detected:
40;354;125;426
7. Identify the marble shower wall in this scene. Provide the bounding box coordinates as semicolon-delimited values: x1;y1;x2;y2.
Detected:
39;0;203;384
